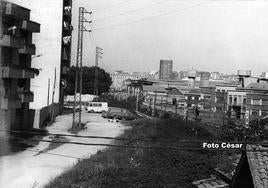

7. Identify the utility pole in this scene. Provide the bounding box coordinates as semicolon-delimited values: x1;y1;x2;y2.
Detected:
47;79;50;106
72;7;92;129
160;96;163;110
152;91;157;117
136;91;139;111
51;68;56;123
94;46;103;96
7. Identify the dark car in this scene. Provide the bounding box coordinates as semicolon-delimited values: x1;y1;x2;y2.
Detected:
102;107;136;121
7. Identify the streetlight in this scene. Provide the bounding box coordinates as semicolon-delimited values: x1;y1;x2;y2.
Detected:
31;54;43;60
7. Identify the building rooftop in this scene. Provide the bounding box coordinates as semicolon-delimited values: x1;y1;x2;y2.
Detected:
246;82;268;91
246;144;268;188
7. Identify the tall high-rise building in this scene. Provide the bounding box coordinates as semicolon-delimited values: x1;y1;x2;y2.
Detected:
0;1;40;137
159;60;173;80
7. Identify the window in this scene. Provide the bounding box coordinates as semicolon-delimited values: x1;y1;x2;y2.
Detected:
234;96;237;104
204;95;211;100
243;97;246;104
251;99;261;105
229;96;232;104
252;110;259;116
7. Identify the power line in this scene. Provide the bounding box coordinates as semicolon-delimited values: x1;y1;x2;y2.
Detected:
93;0;168;22
2;129;268;145
93;0;212;31
6;136;268;152
1;137;82;159
93;0;135;13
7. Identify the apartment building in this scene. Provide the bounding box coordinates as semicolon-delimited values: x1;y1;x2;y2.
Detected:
8;0;72;127
0;1;40;136
60;0;73;113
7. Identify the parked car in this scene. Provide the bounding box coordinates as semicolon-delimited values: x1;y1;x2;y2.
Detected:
102;107;136;121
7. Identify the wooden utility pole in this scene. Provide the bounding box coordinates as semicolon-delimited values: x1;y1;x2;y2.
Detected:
51;68;56;123
152;91;157;117
47;79;50;106
136;91;139;111
160;96;163;110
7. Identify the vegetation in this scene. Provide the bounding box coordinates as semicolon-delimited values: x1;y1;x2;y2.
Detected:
65;66;112;95
94;94;137;112
222;118;266;141
45;118;222;188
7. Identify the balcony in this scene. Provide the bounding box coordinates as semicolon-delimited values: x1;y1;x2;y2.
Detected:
18;91;34;103
0;97;21;110
22;69;36;79
1;67;38;79
2;1;30;20
64;9;72;19
61;66;69;75
1;67;23;78
19;44;36;55
0;35;24;48
64;0;72;6
20;20;40;33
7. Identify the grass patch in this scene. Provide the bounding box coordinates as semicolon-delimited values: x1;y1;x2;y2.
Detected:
45;118;231;188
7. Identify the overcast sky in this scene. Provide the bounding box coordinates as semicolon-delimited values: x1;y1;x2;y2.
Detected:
71;0;268;74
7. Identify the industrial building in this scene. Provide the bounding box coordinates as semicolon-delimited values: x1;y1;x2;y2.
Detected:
0;1;40;136
159;60;173;80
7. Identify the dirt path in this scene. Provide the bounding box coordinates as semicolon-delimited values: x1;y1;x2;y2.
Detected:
0;112;127;188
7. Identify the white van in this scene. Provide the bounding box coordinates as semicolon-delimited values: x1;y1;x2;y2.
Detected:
86;102;108;113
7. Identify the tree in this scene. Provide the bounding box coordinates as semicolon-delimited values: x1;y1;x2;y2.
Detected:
65;66;112;95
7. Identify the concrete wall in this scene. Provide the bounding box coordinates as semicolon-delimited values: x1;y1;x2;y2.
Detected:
33;103;59;128
8;0;63;110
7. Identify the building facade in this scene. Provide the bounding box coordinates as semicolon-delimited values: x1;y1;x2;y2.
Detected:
59;0;72;113
111;71;149;89
8;0;71;127
0;1;40;136
159;60;173;80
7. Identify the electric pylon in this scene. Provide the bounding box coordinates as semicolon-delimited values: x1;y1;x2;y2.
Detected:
72;7;92;129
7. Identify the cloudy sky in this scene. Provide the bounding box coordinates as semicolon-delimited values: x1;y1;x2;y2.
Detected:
71;0;268;74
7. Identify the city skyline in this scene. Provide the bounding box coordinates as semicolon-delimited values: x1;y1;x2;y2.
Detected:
71;0;268;74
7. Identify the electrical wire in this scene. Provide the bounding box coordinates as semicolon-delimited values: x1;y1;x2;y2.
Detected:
93;0;211;31
0;128;259;144
4;136;268;152
92;0;135;13
0;137;82;159
93;0;168;22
